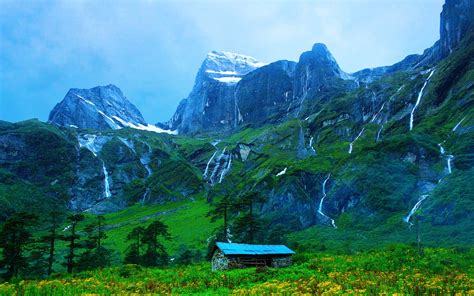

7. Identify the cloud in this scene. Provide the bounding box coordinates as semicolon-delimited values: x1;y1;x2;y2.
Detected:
0;0;444;123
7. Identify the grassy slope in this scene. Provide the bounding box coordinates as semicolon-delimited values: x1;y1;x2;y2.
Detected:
85;196;218;257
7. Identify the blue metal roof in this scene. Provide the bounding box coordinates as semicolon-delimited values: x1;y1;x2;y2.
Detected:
215;242;295;256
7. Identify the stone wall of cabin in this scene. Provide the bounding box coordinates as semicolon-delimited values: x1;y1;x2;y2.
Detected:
212;249;293;270
212;249;234;271
271;256;292;268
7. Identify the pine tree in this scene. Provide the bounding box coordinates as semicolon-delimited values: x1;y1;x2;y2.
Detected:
232;191;266;243
124;226;145;265
41;211;64;276
207;194;232;242
62;213;84;273
77;215;112;271
176;246;194;266
0;212;38;280
142;220;170;267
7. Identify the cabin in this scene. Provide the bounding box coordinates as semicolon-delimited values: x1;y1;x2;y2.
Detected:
211;242;295;271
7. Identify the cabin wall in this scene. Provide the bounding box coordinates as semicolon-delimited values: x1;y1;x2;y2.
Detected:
271;256;292;268
212;249;293;270
212;249;236;271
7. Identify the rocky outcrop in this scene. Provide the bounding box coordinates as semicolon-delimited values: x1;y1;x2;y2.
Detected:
164;51;265;134
236;60;296;126
165;43;354;133
292;43;350;105
439;0;474;58
49;84;147;130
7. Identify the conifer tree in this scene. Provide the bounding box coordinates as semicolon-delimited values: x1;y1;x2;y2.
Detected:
124;226;145;265
0;212;38;279
142;220;170;267
62;213;84;273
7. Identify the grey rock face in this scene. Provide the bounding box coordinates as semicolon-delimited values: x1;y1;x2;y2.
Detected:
166;51;265;134
439;0;474;58
49;84;147;130
166;44;352;133
293;43;350;102
236;60;296;126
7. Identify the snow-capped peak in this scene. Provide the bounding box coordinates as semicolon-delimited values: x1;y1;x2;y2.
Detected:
202;51;265;84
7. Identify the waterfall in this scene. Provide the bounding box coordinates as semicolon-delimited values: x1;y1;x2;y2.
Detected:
139;143;153;178
438;143;454;174
78;134;98;156
218;155;232;183
376;125;384;142
309;136;316;154
409;69;435;131
141;188;150;205
438;143;445;155
404;195;428;226
317;174;337;228
348;128;365;154
203;151;217;178
102;161;112;198
209;148;227;184
370;102;386;123
447;155;454;174
276;167;287;176
452;117;466;132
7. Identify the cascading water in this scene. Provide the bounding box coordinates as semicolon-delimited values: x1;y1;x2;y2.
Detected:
309;136;316;154
404;194;428;226
139;143;153;177
447;155;454;174
203;151;217;178
409;69;435;131
452;117;466;132
376;125;384;142
102;161;112;198
276;167;287;176
218;155;232;183
348;128;365;154
78;134;99;156
141;188;150;205
317;174;337;228
209;148;227;185
438;143;454;174
370;102;386;123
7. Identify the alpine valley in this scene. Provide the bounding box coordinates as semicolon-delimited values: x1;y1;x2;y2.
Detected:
1;0;473;274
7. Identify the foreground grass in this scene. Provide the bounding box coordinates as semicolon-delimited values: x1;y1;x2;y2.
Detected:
1;246;472;295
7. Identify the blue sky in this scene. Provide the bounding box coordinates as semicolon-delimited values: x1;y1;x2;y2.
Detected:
0;0;444;123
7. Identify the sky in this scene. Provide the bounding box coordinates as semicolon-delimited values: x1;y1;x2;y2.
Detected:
0;0;444;124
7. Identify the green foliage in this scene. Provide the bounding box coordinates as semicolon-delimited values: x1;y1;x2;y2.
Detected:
0;212;38;280
1;246;472;294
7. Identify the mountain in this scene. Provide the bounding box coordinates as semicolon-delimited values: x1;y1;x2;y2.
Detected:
159;51;266;134
439;0;474;58
163;43;354;134
49;84;174;134
1;0;473;252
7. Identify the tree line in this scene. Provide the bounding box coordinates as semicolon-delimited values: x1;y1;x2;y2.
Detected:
0;190;291;280
0;211;174;280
